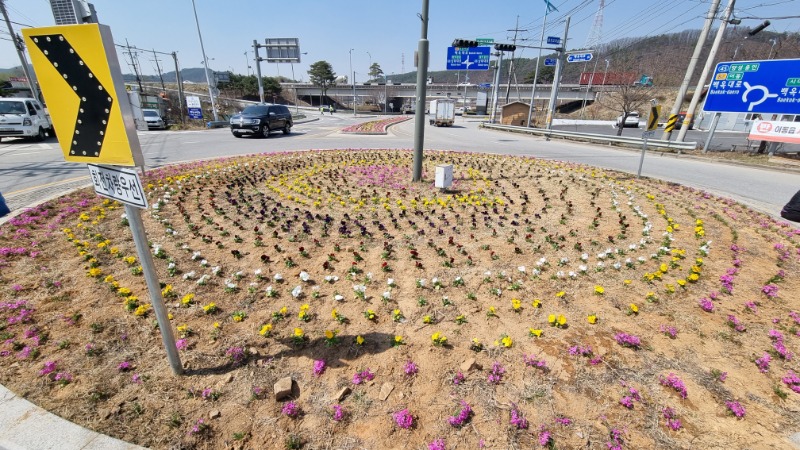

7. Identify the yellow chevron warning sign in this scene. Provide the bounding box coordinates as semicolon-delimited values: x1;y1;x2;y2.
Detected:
647;105;661;131
664;114;678;132
22;24;143;166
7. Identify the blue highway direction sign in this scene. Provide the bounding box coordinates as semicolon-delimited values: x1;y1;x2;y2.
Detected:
703;58;800;114
544;58;557;67
567;53;593;63
547;36;561;45
447;46;490;71
478;83;492;88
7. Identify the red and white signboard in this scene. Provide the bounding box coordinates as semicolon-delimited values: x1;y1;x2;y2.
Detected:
749;120;800;144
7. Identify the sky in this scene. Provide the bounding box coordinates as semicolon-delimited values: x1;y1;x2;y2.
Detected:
1;0;798;81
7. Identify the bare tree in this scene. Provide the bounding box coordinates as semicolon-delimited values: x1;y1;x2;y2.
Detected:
598;84;657;135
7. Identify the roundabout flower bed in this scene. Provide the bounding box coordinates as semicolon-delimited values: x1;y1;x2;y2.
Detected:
1;149;799;449
340;116;411;134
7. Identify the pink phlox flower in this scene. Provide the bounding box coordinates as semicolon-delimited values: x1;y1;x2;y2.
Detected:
659;373;687;399
313;359;326;377
537;425;552;446
331;404;346;421
175;339;188;351
614;332;641;349
282;401;300;418
447;401;472;427
403;360;418;376
755;352;771;373
725;400;746;418
509;404;528;429
698;297;714;312
782;371;800;394
393;408;414;429
762;284;779;298
487;361;505;384
38;360;58;377
662;407;682;430
428;438;446;450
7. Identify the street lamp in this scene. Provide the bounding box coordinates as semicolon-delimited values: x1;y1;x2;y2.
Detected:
603;59;610;85
366;51;372;81
349;48;356;116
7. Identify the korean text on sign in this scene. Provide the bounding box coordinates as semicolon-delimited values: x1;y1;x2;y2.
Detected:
87;164;148;209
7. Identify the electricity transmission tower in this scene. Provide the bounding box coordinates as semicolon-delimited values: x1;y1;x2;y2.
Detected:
585;0;605;49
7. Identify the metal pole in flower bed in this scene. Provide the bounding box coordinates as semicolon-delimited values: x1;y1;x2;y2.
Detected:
126;204;183;375
412;0;430;182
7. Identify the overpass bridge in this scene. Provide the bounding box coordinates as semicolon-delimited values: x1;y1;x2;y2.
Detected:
286;82;598;111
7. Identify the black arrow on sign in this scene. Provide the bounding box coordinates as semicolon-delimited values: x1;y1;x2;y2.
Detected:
30;34;112;158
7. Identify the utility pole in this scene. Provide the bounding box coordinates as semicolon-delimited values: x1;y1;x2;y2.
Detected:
0;0;40;101
191;0;218;121
412;0;430;183
661;0;720;140
490;52;504;123
545;16;570;130
504;16;526;103
172;52;185;124
527;5;554;128
677;0;734;143
125;39;144;93
253;40;265;103
152;49;166;93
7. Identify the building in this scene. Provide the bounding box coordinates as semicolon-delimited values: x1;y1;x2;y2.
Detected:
49;0;97;25
500;101;532;127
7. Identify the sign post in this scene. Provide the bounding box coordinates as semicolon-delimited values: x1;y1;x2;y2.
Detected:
186;95;203;120
637;101;659;178
23;24;182;375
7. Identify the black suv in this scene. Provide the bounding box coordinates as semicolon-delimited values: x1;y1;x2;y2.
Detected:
229;104;292;138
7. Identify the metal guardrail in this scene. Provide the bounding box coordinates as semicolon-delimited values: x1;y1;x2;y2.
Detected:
481;123;698;151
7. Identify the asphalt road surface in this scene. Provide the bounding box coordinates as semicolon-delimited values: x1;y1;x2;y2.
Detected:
1;115;798;220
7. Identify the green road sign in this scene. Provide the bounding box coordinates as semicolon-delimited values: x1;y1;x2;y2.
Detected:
476;38;494;46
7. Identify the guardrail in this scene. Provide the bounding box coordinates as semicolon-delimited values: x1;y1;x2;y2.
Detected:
481;123;698;151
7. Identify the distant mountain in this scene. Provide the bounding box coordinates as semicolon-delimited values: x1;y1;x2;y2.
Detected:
122;67;212;84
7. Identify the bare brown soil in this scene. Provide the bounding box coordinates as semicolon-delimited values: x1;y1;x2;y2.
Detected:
1;149;799;449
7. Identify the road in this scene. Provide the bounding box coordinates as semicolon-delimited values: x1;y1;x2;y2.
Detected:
1;114;798;218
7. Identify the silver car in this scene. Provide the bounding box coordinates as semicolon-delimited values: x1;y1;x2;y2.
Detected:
142;109;166;129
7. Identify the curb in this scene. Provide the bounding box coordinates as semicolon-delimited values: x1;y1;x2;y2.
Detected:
0;385;146;450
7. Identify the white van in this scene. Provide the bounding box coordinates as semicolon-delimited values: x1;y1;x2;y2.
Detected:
0;98;53;142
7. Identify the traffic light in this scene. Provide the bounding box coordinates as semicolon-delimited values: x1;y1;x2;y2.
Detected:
452;39;479;48
494;43;517;52
748;20;771;36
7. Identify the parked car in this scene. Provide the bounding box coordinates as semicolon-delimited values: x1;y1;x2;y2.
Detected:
229;104;292;138
142;109;166;129
615;111;640;128
674;112;695;130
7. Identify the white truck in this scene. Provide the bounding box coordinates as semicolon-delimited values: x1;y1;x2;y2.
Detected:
0;97;53;142
428;99;455;127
